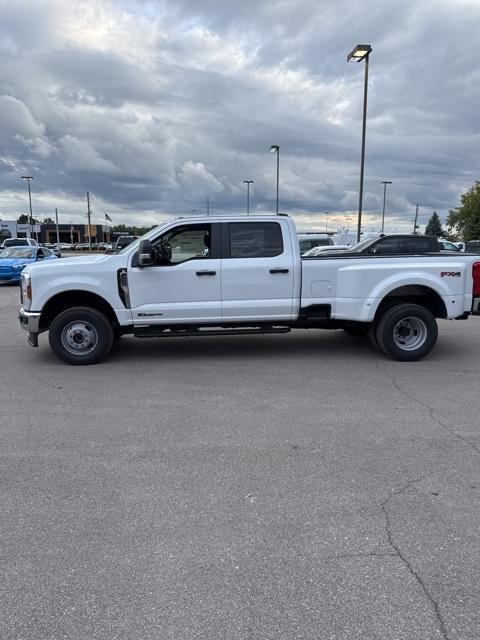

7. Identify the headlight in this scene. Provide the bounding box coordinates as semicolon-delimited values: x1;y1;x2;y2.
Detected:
21;273;32;310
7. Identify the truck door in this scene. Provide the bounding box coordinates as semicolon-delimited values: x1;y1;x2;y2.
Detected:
128;222;222;324
221;220;295;321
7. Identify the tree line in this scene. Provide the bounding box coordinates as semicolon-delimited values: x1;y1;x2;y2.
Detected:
422;181;480;241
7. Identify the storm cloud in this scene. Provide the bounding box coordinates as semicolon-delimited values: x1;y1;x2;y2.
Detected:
1;0;479;232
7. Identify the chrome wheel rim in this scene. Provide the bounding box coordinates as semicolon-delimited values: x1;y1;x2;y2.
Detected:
61;321;98;355
392;317;427;351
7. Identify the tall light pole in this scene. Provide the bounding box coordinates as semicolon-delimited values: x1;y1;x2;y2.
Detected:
269;144;280;214
21;176;35;240
347;44;372;242
381;181;392;233
324;211;331;233
243;180;253;215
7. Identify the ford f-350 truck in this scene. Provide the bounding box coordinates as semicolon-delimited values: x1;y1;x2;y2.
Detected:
18;214;480;364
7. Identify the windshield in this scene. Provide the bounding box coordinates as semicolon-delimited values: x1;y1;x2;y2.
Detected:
0;248;36;258
4;239;28;247
344;237;377;252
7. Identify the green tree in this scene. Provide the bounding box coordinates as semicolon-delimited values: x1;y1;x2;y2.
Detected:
447;181;480;241
112;223;156;236
17;214;30;223
42;217;54;224
424;211;444;237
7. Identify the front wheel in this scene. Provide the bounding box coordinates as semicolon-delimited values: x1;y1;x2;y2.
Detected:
375;303;438;361
49;306;114;365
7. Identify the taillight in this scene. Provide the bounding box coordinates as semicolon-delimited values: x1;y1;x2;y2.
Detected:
473;262;480;297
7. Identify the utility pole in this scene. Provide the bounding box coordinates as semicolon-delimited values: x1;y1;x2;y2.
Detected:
87;192;92;251
55;208;60;245
207;196;210;216
413;203;420;234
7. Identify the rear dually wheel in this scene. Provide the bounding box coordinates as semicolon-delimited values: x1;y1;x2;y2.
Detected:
375;303;438;362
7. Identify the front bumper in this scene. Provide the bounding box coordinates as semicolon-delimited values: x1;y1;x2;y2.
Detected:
18;308;42;347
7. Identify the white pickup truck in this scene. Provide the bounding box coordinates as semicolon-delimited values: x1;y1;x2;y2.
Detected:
18;214;480;364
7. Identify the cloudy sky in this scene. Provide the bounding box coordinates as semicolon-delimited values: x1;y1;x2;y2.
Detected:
1;0;479;233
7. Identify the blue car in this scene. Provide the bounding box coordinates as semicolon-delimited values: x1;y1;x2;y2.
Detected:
0;246;58;283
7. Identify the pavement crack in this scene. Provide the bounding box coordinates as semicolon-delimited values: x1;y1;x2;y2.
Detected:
326;552;398;560
375;359;480;456
380;477;451;640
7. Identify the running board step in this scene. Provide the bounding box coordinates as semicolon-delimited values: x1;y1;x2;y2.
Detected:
133;326;291;339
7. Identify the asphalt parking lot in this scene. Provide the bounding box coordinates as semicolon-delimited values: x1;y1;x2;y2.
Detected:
1;283;480;640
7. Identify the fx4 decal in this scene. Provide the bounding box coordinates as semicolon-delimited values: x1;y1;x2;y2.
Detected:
441;271;461;277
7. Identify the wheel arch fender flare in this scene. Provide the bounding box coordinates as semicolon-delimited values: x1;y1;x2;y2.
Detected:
368;276;449;321
39;289;118;330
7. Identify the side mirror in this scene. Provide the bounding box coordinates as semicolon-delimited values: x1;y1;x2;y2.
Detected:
138;239;153;267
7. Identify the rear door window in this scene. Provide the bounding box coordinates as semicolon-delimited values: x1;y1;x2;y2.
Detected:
228;222;283;258
402;237;434;252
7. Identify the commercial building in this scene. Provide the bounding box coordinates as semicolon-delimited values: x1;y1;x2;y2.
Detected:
0;220;111;244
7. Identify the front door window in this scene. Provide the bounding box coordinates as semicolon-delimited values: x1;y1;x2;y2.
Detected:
153;225;211;265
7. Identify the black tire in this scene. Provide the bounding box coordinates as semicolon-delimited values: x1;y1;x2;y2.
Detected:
375;303;438;362
343;323;370;336
48;306;114;365
369;324;381;352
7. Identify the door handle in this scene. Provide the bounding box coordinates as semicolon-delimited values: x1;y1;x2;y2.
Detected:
269;268;289;274
196;270;216;276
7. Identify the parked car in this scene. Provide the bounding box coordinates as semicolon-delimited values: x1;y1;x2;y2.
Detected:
437;239;461;252
302;244;351;257
0;246;57;283
42;243;62;258
297;233;334;255
0;237;39;250
466;240;480;253
308;234;444;256
115;235;138;252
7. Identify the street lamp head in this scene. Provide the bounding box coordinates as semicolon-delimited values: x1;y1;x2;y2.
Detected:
243;180;254;185
269;145;279;153
381;180;392;185
347;44;372;62
21;176;33;180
